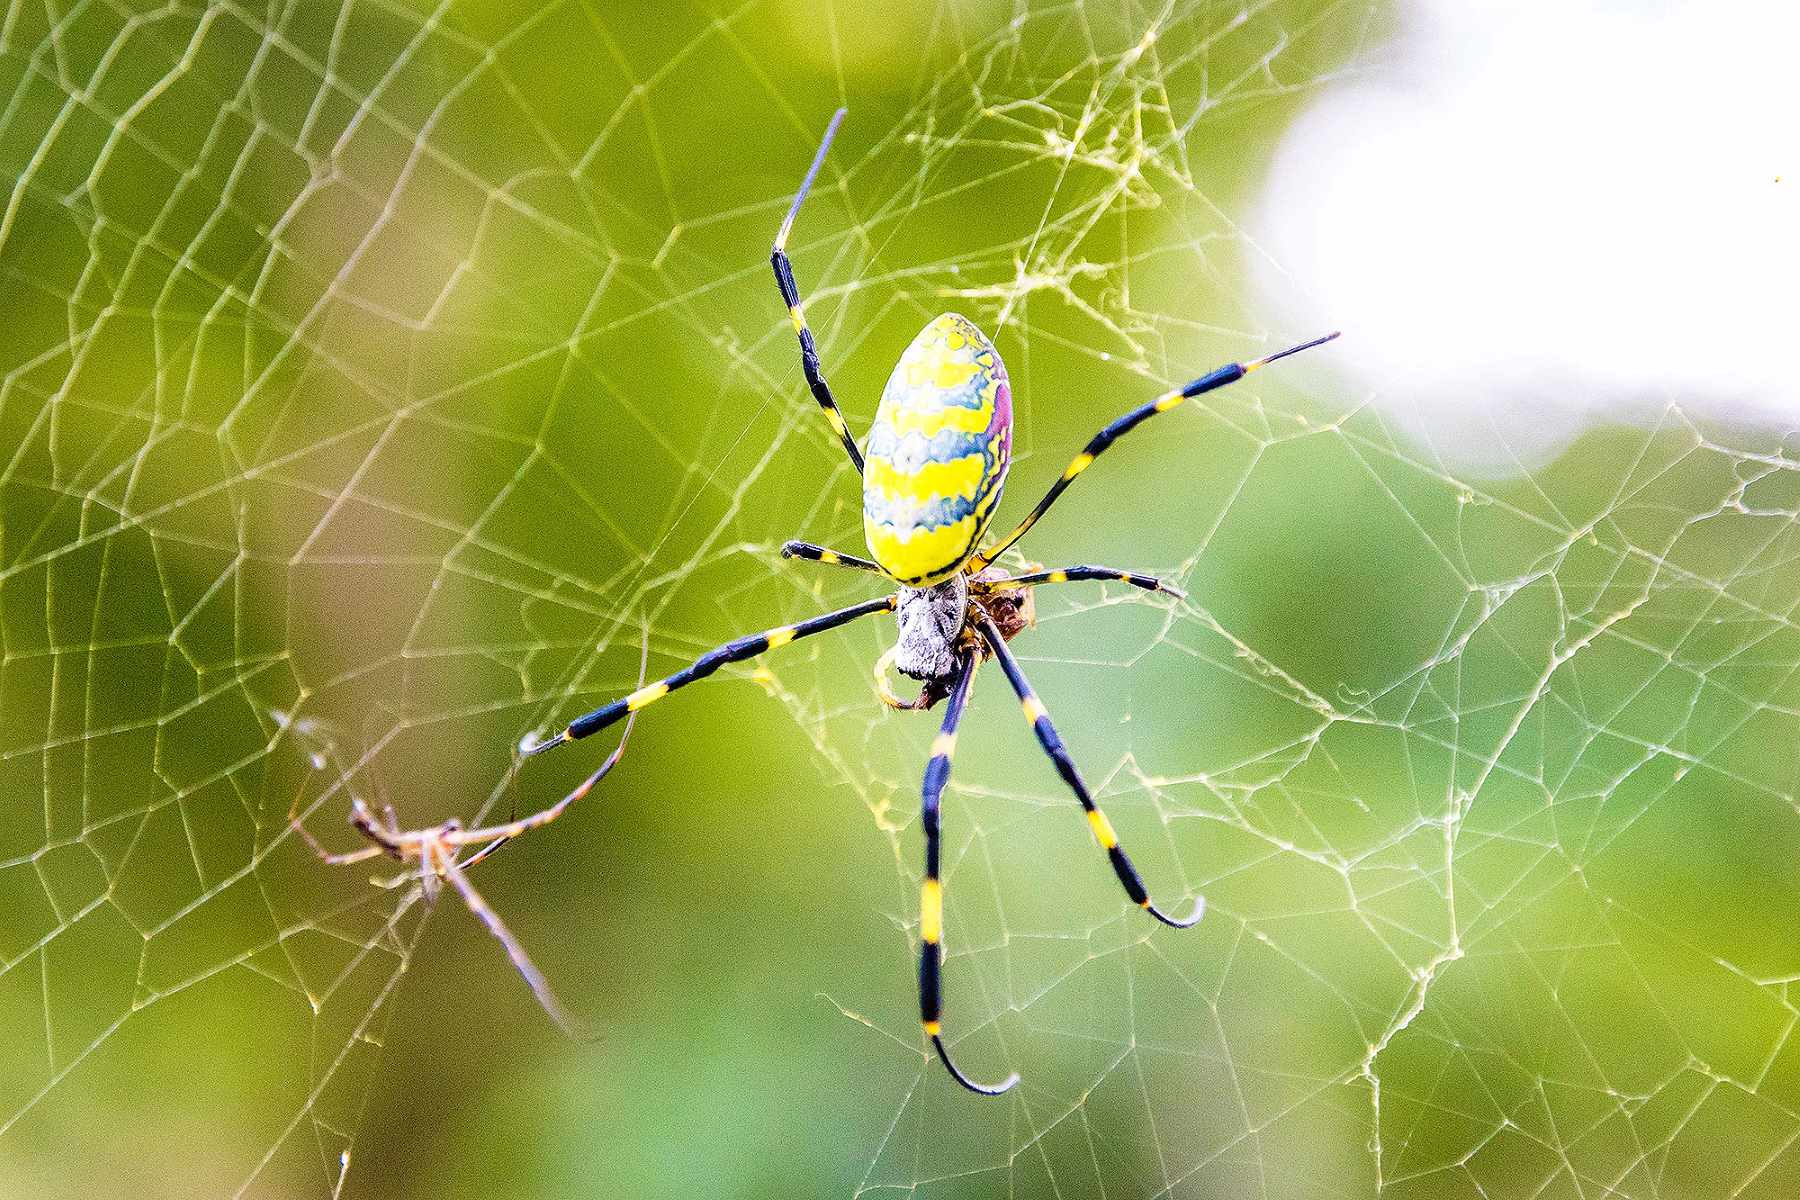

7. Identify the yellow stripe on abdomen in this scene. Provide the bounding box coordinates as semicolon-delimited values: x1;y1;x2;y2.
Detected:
863;512;980;586
865;454;987;507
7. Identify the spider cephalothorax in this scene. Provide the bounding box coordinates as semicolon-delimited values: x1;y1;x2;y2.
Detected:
505;108;1336;1095
880;568;1036;710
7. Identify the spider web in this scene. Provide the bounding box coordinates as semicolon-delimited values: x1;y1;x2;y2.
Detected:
4;1;1799;1197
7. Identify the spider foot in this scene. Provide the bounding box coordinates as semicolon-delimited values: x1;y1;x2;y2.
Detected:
520;728;570;758
1145;894;1206;929
931;1033;1019;1096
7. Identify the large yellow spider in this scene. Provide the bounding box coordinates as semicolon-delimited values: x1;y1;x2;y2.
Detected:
311;110;1335;1094
520;111;1337;1093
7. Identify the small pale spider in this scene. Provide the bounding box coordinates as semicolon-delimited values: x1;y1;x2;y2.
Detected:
296;700;638;1036
518;110;1338;1093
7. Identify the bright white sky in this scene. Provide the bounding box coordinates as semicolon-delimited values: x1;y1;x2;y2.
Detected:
1255;0;1799;473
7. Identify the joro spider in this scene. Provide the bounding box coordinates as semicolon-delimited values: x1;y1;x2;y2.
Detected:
522;109;1337;1094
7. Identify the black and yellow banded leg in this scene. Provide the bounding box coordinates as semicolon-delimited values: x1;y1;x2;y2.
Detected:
969;331;1340;570
994;565;1186;599
771;107;864;474
976;617;1204;930
779;539;884;576
525;594;896;757
459;710;638;871
919;653;1018;1095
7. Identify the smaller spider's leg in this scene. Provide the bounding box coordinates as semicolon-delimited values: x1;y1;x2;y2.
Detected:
918;653;1019;1096
993;565;1186;600
526;595;897;757
969;331;1340;571
464;634;649;870
347;796;380;837
291;821;387;867
456;708;638;871
292;794;402;866
771;108;864;474
780;540;884;576
436;843;589;1039
976;617;1204;929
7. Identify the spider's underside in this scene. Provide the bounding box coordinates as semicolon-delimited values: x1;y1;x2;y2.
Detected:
892;572;973;684
885;568;1034;709
316;106;1337;1099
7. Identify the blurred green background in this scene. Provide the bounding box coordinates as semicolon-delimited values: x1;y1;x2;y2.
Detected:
3;2;1799;1197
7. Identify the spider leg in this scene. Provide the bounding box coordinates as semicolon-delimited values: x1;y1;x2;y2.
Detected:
771;108;864;474
292;824;387;867
454;708;637;870
462;632;650;870
435;843;589;1038
780;539;883;576
526;594;897;757
976;617;1204;930
989;565;1186;599
873;645;952;711
969;331;1339;571
918;652;1018;1095
290;793;401;866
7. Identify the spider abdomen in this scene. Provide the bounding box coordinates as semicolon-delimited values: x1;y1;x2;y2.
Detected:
863;313;1012;586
